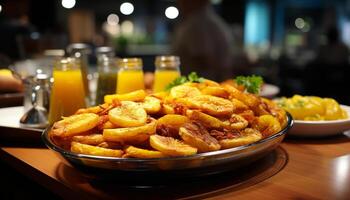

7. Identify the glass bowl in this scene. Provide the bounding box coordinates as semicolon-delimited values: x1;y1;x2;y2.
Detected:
42;114;293;179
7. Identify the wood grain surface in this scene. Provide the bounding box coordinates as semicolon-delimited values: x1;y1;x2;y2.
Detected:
0;133;349;200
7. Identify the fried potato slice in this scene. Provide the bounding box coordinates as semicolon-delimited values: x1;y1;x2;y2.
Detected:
52;113;99;137
160;103;175;115
219;128;262;149
99;121;118;129
187;79;220;90
76;103;114;116
201;86;229;98
157;114;189;131
178;95;234;117
103;118;157;144
72;134;105;146
231;99;249;112
104;90;146;103
254;115;281;138
141;96;161;114
108;101;147;127
169;85;201;99
150;135;197;156
222;114;248;130
124;146;165;158
222;84;259;108
151;91;168;100
179;123;220;152
186;110;222;129
71;141;123;157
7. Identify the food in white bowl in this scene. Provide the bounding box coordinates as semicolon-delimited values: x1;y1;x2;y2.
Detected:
275;95;350;137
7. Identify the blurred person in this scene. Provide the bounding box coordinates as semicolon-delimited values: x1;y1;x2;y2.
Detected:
315;26;349;65
304;26;350;103
0;13;35;60
172;0;233;81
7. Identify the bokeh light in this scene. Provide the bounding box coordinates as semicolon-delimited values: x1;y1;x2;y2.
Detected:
120;2;134;15
165;6;179;19
61;0;76;9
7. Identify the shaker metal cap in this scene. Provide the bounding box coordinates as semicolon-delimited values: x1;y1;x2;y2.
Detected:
96;46;115;57
66;43;92;54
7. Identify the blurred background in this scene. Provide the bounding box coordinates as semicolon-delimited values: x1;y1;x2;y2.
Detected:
0;0;350;103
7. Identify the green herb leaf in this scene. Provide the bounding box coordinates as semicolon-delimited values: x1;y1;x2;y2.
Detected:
165;72;205;91
234;75;264;94
188;72;205;83
165;76;188;91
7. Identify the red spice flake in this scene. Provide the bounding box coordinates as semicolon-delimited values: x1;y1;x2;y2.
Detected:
210;129;240;140
97;115;109;130
157;124;180;138
173;103;187;115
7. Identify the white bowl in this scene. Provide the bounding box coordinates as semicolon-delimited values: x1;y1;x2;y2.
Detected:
288;105;350;137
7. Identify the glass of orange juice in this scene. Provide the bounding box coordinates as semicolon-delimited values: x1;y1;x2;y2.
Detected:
116;58;145;94
153;56;181;92
48;57;86;124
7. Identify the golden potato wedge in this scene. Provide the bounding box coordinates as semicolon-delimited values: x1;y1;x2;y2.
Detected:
169;85;201;99
72;134;105;146
157;114;189;131
178;95;234;117
150;135;197;156
222;84;259;108
219;128;262;149
141;96;161;114
179;123;220;152
201;86;229;98
100;121;118;129
187;79;220;90
124;146;165;158
186;110;222;129
160;103;175;115
222;114;248;130
71;141;123;157
103;118;157;144
52;113;99;137
108;101;147;127
231;99;249;112
151;91;169;100
254;115;281;137
104;90;146;103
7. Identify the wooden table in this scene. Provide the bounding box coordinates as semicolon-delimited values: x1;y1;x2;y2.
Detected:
0;133;350;200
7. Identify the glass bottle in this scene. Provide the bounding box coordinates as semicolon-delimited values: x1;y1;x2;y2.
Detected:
153;55;181;92
95;47;118;105
66;43;91;105
48;57;86;124
117;58;145;94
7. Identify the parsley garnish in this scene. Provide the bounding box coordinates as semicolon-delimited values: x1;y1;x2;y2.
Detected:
187;72;205;83
165;72;204;91
234;75;264;94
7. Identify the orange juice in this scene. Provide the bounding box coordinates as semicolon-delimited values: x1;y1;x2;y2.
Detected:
116;58;144;94
153;56;181;92
153;70;180;92
48;59;86;124
117;70;144;94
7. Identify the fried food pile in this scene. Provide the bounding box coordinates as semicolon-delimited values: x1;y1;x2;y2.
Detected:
49;79;287;158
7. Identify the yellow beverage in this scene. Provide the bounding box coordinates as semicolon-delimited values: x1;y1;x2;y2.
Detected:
117;70;144;94
153;70;180;92
153;56;181;92
116;58;144;94
48;59;86;124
